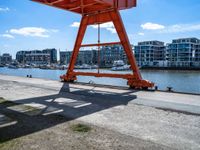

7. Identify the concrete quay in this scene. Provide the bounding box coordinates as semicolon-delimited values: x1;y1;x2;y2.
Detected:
0;74;200;149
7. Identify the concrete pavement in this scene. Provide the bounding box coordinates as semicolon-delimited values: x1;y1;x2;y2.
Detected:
0;74;200;149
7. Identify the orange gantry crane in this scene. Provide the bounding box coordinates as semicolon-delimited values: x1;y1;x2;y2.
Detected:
32;0;154;89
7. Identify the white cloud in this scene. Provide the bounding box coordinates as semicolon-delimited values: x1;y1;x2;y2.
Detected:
91;22;117;34
71;22;80;27
0;7;10;12
141;22;165;30
141;22;200;34
8;27;59;38
161;23;200;33
138;32;145;36
91;22;113;29
70;22;116;33
0;34;15;39
106;27;117;34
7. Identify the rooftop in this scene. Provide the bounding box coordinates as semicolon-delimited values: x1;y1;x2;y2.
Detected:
172;37;200;44
137;41;165;46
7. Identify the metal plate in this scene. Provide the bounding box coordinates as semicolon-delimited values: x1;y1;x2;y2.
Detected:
32;0;136;14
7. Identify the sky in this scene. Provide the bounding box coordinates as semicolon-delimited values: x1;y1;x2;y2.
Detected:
1;0;200;58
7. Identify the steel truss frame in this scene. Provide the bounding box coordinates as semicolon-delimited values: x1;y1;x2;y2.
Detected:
60;10;154;89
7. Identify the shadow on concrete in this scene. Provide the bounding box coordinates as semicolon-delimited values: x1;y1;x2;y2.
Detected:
0;83;137;143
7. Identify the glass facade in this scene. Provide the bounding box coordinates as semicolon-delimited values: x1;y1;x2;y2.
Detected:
60;45;128;67
100;45;126;67
0;53;12;65
16;49;57;64
43;49;57;63
60;51;71;65
167;38;200;67
25;53;50;65
134;41;166;67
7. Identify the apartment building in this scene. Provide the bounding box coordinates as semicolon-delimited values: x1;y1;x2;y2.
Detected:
134;41;166;67
167;38;200;67
0;53;12;65
16;49;57;64
60;45;126;67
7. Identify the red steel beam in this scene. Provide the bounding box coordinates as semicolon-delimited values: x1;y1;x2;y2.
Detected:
32;0;137;14
81;42;121;47
73;72;134;79
68;2;98;11
49;0;64;5
109;10;142;80
67;15;89;73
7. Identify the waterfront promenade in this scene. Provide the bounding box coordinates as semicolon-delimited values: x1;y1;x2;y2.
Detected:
0;74;200;149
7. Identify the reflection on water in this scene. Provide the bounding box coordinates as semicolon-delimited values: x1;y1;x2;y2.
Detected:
0;67;200;94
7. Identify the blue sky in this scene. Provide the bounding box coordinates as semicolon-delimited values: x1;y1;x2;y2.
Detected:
1;0;200;58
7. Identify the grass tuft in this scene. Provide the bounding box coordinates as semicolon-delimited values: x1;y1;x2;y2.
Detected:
0;98;16;107
70;123;91;133
0;97;6;103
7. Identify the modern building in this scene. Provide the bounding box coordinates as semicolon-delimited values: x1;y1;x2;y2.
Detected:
16;49;57;64
167;38;200;67
60;45;126;67
100;45;126;67
1;53;12;65
60;51;67;65
43;48;57;63
60;51;72;65
134;41;166;67
77;50;93;65
16;51;30;63
91;50;98;65
60;50;94;65
25;53;50;65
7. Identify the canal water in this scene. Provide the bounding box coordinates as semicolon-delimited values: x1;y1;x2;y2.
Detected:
0;67;200;94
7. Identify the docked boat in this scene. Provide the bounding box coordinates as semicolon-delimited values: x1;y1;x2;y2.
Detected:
0;64;4;67
24;64;32;68
60;65;68;70
111;60;130;71
76;64;92;69
91;65;98;69
39;64;51;69
8;65;18;69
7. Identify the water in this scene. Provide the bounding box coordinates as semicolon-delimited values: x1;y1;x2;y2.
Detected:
0;67;200;94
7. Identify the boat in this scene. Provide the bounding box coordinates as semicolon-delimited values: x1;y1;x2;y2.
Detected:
60;65;68;70
91;65;98;69
76;64;92;69
111;60;130;71
8;65;18;69
39;64;50;69
0;64;4;67
24;64;32;68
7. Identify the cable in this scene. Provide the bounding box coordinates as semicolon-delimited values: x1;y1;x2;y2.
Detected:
98;23;100;74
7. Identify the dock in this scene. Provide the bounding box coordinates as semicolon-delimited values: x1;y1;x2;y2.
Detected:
0;74;200;149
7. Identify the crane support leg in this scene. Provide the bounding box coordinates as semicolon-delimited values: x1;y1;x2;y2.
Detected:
61;15;89;82
60;10;154;89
